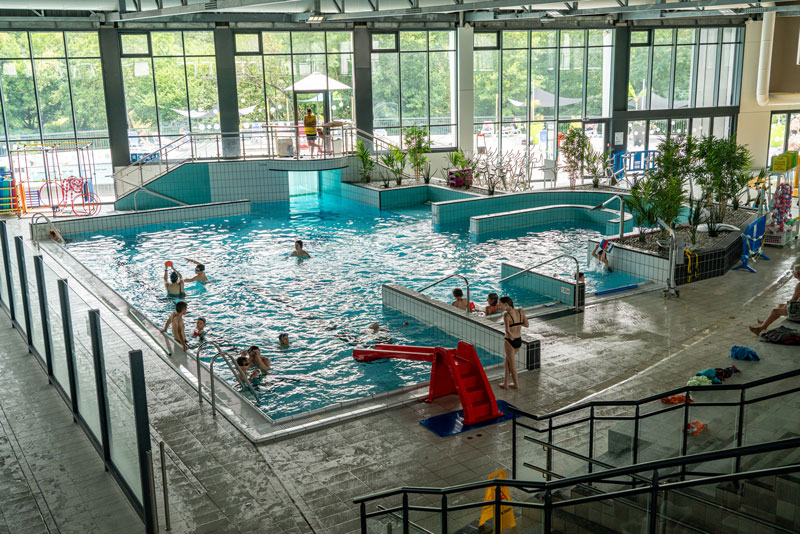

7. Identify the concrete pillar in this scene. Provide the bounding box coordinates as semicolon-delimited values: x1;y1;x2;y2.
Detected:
98;27;131;168
214;27;241;158
609;26;630;155
353;27;373;136
457;25;474;154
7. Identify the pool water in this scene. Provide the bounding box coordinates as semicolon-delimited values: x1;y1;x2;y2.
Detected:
66;194;644;419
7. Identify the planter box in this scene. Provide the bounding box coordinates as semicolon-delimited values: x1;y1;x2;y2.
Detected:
448;168;472;188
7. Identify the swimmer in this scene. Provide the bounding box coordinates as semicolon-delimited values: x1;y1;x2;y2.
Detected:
241;345;270;374
485;292;500;316
236;355;261;382
48;229;63;243
160;301;188;351
192;317;207;343
184;258;208;283
164;267;185;297
290;240;311;259
576;271;585;283
278;333;290;347
451;288;468;311
592;244;613;272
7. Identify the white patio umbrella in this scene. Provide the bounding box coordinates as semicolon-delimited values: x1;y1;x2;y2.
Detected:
284;72;351;92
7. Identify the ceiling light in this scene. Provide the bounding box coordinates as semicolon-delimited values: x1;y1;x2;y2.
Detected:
546;10;565;17
718;8;736;15
307;15;325;23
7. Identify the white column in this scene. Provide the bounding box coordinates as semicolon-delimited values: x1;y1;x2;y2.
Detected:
457;25;474;154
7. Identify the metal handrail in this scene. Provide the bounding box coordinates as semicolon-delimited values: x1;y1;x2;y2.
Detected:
657;217;679;298
196;342;258;414
590;194;626;240
418;273;471;313
499;254;581;285
354;436;800;501
375;505;434;534
131;187;189;211
30;213;64;250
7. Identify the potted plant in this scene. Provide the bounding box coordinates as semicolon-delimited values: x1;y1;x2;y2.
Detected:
403;126;431;181
379;151;394;188
446;149;472;188
381;146;407;187
355;139;375;184
421;162;432;184
560;128;590;189
584;147;611;188
624;173;659;243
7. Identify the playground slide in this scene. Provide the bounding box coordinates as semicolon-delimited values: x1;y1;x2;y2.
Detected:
353;342;502;426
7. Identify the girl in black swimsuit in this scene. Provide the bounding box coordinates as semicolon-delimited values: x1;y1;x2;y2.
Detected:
499;296;528;389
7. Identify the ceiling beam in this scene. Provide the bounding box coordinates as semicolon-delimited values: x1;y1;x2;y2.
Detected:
107;0;303;22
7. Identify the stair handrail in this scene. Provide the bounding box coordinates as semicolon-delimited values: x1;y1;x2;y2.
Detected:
354;436;800;530
131;187;189;211
499;254;581;286
418;273;471;313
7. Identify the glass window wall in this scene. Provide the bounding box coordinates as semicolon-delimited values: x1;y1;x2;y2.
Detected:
767;111;800;165
120;31;218;153
371;31;456;149
628;27;742;111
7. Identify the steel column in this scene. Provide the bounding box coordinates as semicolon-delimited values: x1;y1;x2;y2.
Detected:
89;309;112;468
13;237;32;348
1;222;15;322
130;349;157;534
58;279;79;414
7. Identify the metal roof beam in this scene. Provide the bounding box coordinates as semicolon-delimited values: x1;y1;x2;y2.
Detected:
107;0;303;22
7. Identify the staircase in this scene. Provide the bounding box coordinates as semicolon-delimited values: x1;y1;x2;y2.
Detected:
354;369;800;533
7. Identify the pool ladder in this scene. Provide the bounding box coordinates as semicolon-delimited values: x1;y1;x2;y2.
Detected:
196;341;258;417
419;273;471;313
30;212;64;249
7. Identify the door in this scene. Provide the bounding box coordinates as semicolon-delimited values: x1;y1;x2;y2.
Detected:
293;91;328;130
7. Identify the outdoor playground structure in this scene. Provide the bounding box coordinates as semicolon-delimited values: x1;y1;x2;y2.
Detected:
0;141;101;218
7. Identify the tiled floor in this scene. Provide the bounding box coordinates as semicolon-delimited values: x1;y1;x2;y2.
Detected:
0;319;140;534
0;213;798;533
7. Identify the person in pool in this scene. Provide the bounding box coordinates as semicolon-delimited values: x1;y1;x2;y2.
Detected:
241;345;270;374
290;240;311;259
485;293;500;316
451;288;468;311
499;296;528;390
192;317;207;343
164;267;185;297
160;301;188;351
184;258;208;283
236;355;261;382
592;243;613;272
278;333;290;347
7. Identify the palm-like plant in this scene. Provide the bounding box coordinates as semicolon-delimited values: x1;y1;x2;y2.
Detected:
355;140;375;184
403;126;431;181
560;128;590;189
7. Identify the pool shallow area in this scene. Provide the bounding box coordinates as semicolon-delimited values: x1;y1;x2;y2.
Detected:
65;193;645;419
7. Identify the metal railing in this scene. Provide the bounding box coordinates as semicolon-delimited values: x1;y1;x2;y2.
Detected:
508;368;800;481
418;273;471;313
499;254;581;285
354;436;800;534
196;341;258;417
590;195;626;240
30;213;64;250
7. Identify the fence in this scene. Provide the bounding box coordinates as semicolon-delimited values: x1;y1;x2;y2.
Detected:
0;220;157;534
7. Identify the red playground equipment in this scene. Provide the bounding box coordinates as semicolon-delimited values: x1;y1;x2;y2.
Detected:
353;341;503;426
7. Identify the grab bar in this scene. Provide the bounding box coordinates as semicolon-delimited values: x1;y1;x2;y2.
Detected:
418;273;471;313
590;195;626;240
499;254;581;285
30;212;64;250
196;342;258;411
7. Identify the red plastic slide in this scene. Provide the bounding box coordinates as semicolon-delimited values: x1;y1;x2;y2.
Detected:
353;341;502;426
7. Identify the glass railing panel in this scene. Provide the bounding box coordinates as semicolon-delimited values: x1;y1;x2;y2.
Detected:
596;405;637;468
636;399;683;470
743;377;800;447
0;234;8;308
550;412;592;479
445;486;487;533
8;245;24;333
555;490;650;534
23;246;45;363
99;315;142;504
685;402;737;474
41;260;68;397
69;289;102;442
514;419;551;483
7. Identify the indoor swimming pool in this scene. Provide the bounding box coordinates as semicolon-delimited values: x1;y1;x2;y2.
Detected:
65;193;644;419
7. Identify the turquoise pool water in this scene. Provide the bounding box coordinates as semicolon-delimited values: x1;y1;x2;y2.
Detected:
66;194;644;419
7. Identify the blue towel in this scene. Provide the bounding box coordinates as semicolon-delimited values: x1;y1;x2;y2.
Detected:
729;346;760;361
696;368;721;384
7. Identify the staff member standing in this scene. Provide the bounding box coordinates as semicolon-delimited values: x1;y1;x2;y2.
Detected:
303;108;319;157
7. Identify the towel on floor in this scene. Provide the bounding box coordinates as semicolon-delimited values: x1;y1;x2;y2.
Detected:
729;346;760;361
687;376;713;387
760;326;800;346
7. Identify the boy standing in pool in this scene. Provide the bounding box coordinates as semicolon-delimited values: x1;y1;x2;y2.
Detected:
161;301;189;351
290;240;311;258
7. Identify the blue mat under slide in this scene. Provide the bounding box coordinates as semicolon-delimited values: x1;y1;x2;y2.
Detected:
419;400;518;438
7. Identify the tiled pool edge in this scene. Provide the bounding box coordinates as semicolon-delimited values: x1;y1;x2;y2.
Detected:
31;200;252;240
382;283;541;370
501;262;585;309
337;183;481;210
471;204;634;237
